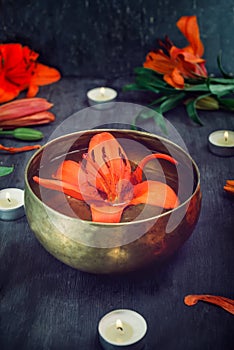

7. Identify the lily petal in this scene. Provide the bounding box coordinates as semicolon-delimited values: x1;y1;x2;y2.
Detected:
144;50;175;74
131;153;178;184
131;180;179;209
164;67;185;88
33;176;83;200
90;203;127;223
176;16;204;57
53;160;80;187
30;63;61;86
26;84;39;98
85;132;131;199
33;176;103;203
0;83;20;104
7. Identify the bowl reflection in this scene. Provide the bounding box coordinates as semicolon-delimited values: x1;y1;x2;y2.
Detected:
24;129;201;274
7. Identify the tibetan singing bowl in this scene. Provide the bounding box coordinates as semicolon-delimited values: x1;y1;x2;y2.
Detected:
24;129;201;274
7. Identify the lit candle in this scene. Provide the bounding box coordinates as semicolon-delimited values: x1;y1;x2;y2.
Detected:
208;130;234;156
98;309;147;349
87;86;117;108
0;188;24;221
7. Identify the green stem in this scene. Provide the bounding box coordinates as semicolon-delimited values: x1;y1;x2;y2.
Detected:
0;130;14;136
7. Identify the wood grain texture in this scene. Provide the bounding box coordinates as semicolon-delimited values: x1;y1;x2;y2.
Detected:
1;0;234;78
0;77;234;350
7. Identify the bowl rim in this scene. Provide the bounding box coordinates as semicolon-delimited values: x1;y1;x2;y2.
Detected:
24;128;201;226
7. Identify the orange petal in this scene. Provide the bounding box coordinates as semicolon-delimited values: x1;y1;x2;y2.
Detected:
0;44;35;87
0;79;21;103
33;176;84;201
165;68;185;89
0;43;24;70
31;63;61;86
144;50;175;74
0;87;20;104
131;153;178;184
184;295;234;315
85;132;131;198
90;203;126;223
33;176;104;203
170;46;205;64
27;84;39;97
176;16;204;57
131;180;179;209
53;160;80;187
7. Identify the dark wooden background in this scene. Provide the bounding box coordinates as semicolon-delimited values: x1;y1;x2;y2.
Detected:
1;0;234;78
1;0;234;349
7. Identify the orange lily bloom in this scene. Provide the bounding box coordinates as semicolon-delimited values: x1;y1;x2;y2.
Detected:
33;132;179;223
0;43;61;103
143;16;208;88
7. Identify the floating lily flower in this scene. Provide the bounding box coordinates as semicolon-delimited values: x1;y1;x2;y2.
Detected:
143;16;208;88
33;132;179;223
0;43;61;103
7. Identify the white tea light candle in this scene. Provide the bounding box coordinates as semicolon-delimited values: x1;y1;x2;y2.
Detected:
0;188;24;220
98;309;147;349
87;87;117;108
208;130;234;156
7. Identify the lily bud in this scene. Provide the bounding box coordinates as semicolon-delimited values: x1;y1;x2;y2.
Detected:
195;96;219;110
0;98;55;128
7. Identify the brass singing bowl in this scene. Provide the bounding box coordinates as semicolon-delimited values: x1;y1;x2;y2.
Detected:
24;129;201;274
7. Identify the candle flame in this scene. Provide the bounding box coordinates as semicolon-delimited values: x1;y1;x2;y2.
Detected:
116;319;124;332
224;131;229;142
6;192;11;202
100;87;106;96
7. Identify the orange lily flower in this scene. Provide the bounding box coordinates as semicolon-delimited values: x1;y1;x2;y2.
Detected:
33;132;179;223
0;43;61;103
143;16;208;88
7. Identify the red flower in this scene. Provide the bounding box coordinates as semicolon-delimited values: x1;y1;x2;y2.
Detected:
0;43;61;103
33;132;179;223
143;16;208;88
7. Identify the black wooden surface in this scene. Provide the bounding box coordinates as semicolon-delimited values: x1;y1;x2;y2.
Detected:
1;0;234;78
0;77;234;350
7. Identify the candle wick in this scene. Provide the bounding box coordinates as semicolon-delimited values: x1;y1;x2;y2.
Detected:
117;326;124;332
7;198;11;202
224;131;229;142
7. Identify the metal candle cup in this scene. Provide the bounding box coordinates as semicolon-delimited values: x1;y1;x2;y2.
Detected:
98;309;147;350
208;130;234;156
0;188;24;221
87;87;117;109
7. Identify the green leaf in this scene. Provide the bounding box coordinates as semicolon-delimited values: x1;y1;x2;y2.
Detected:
217;97;234;110
123;84;149;92
152;111;167;134
184;84;210;92
134;67;164;81
135;77;175;93
185;95;207;125
208;83;234;96
135;78;161;93
208;77;234;84
0;165;14;177
158;93;186;113
217;51;234;78
149;95;169;107
134;68;176;93
133;108;167;134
